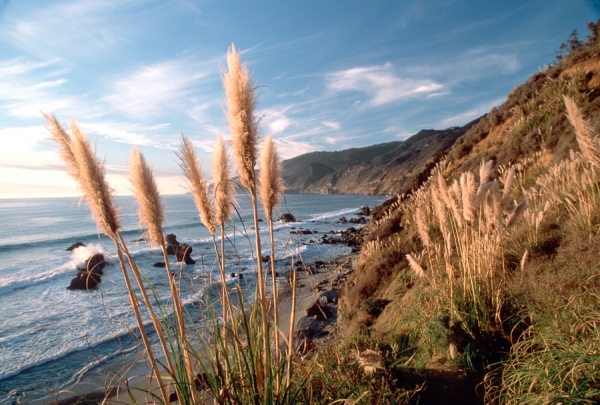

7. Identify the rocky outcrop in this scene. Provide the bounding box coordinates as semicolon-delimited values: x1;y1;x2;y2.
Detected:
66;242;86;251
165;234;196;265
278;213;297;222
67;253;107;290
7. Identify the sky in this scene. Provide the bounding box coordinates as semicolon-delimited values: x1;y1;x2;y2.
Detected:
0;0;597;199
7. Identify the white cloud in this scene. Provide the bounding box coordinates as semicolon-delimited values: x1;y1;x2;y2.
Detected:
81;121;176;150
0;58;74;118
273;137;319;159
105;58;214;119
327;62;443;107
322;121;341;131
261;108;293;135
1;0;133;59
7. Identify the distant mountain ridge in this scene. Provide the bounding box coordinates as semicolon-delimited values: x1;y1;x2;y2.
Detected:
281;122;479;195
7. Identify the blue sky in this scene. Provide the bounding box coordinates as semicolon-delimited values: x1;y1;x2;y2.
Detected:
0;0;597;198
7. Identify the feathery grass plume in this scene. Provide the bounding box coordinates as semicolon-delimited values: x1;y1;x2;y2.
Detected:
222;43;270;384
506;200;527;228
47;117;169;403
258;133;284;363
520;250;528;273
460;172;476;222
213;134;236;225
406;254;425;279
564;95;600;167
128;147;165;245
415;207;431;247
476;160;494;203
129;147;197;403
51;119;121;238
259;134;284;220
502;166;516;200
432;188;449;238
441;176;464;229
178;135;216;235
223;43;260;192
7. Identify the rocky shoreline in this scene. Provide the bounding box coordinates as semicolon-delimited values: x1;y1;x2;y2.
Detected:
46;220;369;404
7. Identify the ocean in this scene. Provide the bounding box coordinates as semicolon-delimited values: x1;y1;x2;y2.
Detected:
0;193;387;404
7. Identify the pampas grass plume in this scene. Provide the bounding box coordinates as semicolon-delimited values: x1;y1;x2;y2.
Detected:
564;95;600;167
129;147;165;245
213;134;235;225
46;115;121;237
406;254;425;279
259;134;283;220
506;200;527;228
222;44;259;192
178;136;216;235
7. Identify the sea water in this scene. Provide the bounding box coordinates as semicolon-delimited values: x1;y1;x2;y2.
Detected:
0;193;386;404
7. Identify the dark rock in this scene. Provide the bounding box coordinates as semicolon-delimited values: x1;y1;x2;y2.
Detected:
360;206;371;216
309;239;316;244
314;260;324;267
165;234;196;264
131;237;149;243
165;234;179;255
279;213;297;223
66;242;86;251
298;229;313;235
338;216;347;224
258;218;264;222
67;253;107;290
241;267;248;271
153;262;166;268
349;216;366;224
319;289;339;303
306;301;326;319
262;255;271;263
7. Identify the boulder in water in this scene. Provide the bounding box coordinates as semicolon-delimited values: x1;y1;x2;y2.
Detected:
66;242;86;251
278;213;297;223
67;253;107;290
165;234;196;264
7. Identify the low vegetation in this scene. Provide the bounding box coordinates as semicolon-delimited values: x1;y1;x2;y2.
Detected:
336;21;600;404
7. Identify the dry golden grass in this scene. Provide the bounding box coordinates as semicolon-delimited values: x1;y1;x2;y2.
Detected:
46;115;121;237
128;147;165;246
222;43;260;193
177;135;216;235
212;133;235;226
259;134;283;221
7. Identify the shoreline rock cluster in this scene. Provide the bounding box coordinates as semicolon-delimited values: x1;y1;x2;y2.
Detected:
66;252;107;290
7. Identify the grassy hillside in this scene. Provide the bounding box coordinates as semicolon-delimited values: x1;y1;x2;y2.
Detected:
318;21;600;404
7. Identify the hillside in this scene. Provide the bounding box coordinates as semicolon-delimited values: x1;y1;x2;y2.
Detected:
282;125;477;195
322;21;600;404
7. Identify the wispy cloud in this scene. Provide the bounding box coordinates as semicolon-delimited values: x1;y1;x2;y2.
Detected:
104;58;217;119
327;62;443;107
274;138;319;159
81;121;177;149
1;0;134;59
0;58;75;118
322;121;340;130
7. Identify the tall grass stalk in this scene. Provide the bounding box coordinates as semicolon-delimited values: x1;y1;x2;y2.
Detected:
46;116;170;403
222;43;270;382
129;147;197;404
259;134;284;364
